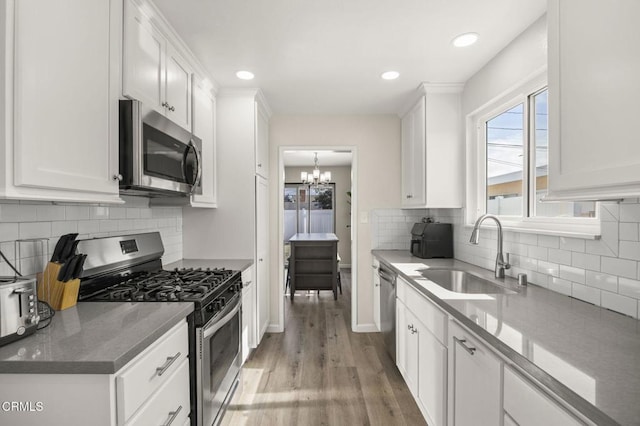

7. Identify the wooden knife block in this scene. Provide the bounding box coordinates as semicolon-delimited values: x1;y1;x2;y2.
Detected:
37;262;80;311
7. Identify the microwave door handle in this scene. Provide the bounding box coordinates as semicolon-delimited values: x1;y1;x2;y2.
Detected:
188;139;202;195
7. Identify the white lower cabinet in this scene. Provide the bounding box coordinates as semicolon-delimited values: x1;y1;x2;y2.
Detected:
116;321;189;424
0;320;190;426
396;277;447;426
241;265;255;363
503;366;584;426
449;320;502;426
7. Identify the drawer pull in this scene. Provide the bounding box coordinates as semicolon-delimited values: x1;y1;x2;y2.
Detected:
454;337;476;355
162;405;182;426
156;352;181;376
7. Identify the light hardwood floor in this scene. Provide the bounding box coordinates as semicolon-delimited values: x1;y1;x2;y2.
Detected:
221;270;427;426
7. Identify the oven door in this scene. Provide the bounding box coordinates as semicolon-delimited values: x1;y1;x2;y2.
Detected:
197;297;242;426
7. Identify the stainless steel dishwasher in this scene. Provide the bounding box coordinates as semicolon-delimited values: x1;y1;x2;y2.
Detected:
378;263;397;361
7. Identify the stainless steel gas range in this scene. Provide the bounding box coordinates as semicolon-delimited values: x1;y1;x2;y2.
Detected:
76;232;242;426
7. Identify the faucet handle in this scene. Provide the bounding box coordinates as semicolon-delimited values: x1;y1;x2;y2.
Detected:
504;253;511;269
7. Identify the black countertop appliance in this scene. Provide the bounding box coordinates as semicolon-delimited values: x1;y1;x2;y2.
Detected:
410;222;453;259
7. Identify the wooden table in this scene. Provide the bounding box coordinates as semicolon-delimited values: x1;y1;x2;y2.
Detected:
288;233;339;300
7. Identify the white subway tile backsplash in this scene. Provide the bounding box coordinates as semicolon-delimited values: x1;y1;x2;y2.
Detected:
619;223;639;241
601;257;637;279
36;205;65;221
19;222;51;239
600;203;619;222
0;204;37;222
571;283;601;306
374;202;640;318
126;208;141;219
601;292;638;318
620;204;640;222
0;223;19;242
571;252;600;271
585;271;618;292
51;221;78;237
65;206;90;220
559;237;585;253
538;235;559;249
585;239;616;256
537;260;559;277
559;265;586;284
89;207;110;220
619;241;640;261
548;248;571;265
528;246;548;261
549;277;572;296
618;277;640;300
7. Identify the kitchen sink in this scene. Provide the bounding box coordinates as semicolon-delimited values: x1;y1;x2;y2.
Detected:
421;269;516;295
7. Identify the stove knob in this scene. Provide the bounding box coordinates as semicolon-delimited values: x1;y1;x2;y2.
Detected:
206;304;215;313
220;297;226;307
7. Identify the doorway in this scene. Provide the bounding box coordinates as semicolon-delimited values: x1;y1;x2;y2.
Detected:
277;147;358;332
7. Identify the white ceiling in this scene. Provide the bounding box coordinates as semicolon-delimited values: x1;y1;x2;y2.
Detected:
283;150;353;167
153;0;546;115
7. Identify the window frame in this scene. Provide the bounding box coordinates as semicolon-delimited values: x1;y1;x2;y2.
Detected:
466;71;600;238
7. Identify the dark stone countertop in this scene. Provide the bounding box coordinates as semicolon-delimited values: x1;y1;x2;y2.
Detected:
0;302;193;374
373;250;640;426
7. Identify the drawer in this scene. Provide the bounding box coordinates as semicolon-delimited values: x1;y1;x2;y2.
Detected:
404;282;447;344
504;366;583;426
117;320;189;424
125;357;190;426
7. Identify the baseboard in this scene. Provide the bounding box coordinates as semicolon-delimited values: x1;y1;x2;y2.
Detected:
353;323;379;333
266;323;284;333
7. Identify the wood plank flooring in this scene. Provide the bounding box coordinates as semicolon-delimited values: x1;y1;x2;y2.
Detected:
221;270;427;426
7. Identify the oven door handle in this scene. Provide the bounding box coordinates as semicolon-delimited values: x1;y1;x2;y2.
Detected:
202;299;241;340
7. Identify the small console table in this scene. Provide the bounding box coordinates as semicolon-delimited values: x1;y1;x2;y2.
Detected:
288;233;339;300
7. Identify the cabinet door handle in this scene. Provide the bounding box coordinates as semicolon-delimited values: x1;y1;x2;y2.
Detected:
169;105;175;112
406;194;413;199
453;337;476;355
156;352;181;376
162;405;182;426
162;101;169;108
113;174;123;182
257;163;262;167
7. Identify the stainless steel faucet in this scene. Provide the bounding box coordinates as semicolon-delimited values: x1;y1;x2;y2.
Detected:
470;214;510;278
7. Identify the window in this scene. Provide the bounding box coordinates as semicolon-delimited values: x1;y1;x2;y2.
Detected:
468;74;598;235
283;183;335;239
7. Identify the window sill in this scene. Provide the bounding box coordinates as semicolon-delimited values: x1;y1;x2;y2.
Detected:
463;220;601;240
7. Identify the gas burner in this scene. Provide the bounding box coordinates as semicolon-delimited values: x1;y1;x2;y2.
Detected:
87;267;240;306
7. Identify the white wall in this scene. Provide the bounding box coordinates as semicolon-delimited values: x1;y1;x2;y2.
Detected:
284;165;352;266
431;13;640;319
0;196;183;276
270;115;401;329
462;14;547;116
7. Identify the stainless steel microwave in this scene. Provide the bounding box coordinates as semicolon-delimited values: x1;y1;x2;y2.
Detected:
119;99;202;197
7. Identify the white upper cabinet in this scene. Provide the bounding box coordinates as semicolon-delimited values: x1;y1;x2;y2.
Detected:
0;0;121;203
191;78;217;207
401;84;463;208
547;0;640;200
255;101;269;178
123;0;192;131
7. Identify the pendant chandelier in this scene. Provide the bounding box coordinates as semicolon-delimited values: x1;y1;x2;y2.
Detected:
301;152;331;186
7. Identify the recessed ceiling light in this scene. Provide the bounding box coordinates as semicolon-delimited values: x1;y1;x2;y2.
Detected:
236;70;254;80
381;71;400;80
452;32;479;47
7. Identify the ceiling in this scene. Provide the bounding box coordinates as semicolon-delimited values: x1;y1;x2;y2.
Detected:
283;150;353;167
153;0;546;115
